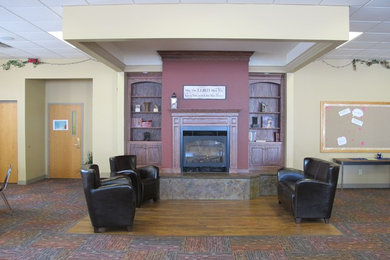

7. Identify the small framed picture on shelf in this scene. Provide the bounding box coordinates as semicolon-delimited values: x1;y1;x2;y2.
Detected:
259;102;267;112
262;116;274;128
132;118;142;127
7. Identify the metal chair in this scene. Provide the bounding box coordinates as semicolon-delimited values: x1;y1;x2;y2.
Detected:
0;165;12;210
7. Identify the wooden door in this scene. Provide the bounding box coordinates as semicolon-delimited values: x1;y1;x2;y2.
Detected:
49;104;82;178
0;101;18;183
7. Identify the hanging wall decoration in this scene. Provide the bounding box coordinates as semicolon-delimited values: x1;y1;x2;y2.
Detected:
1;58;40;70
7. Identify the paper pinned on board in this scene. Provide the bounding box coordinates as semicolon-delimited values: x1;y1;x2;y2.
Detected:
337;136;347;146
351;118;363;126
338;108;351;117
352;108;364;117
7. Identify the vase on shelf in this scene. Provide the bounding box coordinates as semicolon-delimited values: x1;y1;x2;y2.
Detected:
144;102;151;112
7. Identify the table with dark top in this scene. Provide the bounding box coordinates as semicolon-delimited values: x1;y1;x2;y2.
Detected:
333;157;390;190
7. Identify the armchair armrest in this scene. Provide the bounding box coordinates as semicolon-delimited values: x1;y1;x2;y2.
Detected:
295;179;333;201
277;167;304;182
90;185;135;211
101;176;131;186
294;179;336;218
112;170;142;206
88;185;136;227
137;165;159;179
112;169;140;183
92;184;134;200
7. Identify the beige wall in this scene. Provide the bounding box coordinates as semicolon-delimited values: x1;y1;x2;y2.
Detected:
290;60;390;187
0;59;124;183
25;80;45;184
2;57;389;187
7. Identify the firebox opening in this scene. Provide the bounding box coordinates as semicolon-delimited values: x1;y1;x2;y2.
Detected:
181;126;230;173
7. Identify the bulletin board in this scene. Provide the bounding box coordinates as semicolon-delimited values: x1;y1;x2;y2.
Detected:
320;101;390;152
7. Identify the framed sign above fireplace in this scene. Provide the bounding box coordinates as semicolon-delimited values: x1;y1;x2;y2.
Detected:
183;85;226;100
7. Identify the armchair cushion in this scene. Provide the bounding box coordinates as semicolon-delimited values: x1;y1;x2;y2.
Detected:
82;164;132;187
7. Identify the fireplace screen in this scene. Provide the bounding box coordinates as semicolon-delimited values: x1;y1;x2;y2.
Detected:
185;139;225;164
182;130;229;172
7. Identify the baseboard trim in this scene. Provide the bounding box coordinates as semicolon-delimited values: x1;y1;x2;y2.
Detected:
340;183;390;189
18;175;46;185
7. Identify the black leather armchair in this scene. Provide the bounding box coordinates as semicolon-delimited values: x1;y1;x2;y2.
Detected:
277;157;339;224
109;155;160;207
80;164;136;233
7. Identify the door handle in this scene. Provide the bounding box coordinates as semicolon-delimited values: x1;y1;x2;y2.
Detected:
74;137;80;149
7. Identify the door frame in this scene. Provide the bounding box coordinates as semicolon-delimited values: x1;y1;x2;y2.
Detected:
47;103;84;178
0;100;18;183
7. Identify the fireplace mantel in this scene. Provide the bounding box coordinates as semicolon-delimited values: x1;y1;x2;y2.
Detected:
171;109;239;173
171;108;240;115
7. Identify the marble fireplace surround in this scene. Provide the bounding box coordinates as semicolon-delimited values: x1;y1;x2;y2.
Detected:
171;109;239;173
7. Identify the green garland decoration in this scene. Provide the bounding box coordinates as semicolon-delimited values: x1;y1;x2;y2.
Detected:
1;58;95;70
352;59;390;70
2;59;28;70
1;58;40;70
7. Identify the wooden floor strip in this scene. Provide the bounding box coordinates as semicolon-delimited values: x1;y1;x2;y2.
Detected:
68;197;342;236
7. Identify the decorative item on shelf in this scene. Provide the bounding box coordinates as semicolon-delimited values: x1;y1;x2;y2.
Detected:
262;116;274;128
153;105;159;112
143;132;151;141
274;132;280;142
171;92;177;109
132;118;142;127
135;104;141;112
249;131;256;142
259;102;267;112
251;117;259;128
144;102;151;112
141;120;152;128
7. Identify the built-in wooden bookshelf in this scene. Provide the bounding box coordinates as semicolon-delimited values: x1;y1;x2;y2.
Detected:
126;73;162;166
248;73;285;171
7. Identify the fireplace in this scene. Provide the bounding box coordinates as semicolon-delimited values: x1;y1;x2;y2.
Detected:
171;109;239;174
181;126;229;172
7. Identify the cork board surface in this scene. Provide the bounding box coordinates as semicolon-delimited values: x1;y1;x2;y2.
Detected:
321;101;390;152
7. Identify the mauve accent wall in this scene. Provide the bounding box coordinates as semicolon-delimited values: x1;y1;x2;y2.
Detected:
160;58;250;171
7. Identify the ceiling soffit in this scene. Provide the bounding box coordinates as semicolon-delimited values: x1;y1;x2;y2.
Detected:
63;4;349;72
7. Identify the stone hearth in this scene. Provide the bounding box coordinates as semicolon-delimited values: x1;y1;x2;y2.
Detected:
160;172;277;200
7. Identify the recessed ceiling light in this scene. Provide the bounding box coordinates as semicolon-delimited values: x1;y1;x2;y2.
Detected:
336;32;363;49
49;31;76;48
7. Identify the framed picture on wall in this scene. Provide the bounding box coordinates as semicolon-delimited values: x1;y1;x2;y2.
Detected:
53;120;68;131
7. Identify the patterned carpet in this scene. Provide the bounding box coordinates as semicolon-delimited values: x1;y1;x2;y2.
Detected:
0;179;389;260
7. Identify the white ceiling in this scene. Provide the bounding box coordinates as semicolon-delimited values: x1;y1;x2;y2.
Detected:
0;0;390;69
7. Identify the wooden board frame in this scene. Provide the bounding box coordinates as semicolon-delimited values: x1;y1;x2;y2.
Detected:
321;101;390;153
